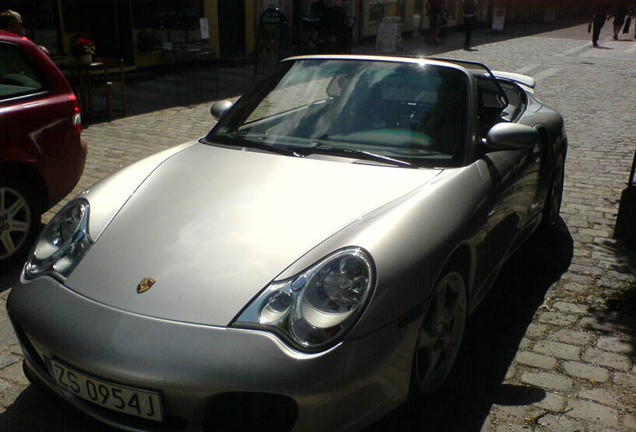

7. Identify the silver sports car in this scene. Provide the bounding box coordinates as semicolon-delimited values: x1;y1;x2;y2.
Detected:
8;55;567;432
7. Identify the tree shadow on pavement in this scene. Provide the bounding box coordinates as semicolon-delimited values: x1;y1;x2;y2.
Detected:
585;237;636;361
367;221;574;432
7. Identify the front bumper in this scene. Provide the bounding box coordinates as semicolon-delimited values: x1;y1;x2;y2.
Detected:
7;276;419;432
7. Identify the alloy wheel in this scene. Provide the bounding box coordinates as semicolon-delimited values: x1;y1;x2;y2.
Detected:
414;270;467;393
0;186;33;261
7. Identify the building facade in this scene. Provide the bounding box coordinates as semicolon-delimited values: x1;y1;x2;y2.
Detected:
2;0;594;70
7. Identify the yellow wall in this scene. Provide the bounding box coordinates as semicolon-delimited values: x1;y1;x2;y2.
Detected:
363;0;403;36
206;0;221;58
363;0;464;37
402;0;415;32
55;0;71;61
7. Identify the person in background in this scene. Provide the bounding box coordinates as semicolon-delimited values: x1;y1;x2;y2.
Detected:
0;9;49;54
427;0;444;45
462;0;478;51
612;0;627;39
591;0;609;47
0;9;24;35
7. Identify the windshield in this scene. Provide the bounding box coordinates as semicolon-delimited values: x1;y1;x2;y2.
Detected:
208;59;470;168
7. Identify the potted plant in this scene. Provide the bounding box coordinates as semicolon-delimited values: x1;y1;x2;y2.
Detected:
72;37;96;64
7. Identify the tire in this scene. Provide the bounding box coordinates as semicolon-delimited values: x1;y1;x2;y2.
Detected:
540;153;565;230
412;269;468;394
0;177;41;263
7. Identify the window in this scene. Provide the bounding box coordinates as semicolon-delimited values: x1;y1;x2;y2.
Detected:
211;59;470;167
0;43;45;100
60;0;92;33
132;0;201;30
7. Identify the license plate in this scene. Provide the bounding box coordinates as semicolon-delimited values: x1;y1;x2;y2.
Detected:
51;359;163;422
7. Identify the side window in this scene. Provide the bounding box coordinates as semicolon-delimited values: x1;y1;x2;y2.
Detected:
476;76;508;135
0;43;45;100
477;77;507;113
498;80;527;122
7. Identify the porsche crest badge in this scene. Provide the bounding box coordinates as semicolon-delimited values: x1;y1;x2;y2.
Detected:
137;278;156;294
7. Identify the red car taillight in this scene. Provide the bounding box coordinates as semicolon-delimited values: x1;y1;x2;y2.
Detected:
68;93;82;135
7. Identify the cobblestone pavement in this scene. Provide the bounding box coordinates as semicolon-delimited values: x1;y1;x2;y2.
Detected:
1;21;635;431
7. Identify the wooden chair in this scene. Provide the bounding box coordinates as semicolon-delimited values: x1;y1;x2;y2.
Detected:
99;58;126;118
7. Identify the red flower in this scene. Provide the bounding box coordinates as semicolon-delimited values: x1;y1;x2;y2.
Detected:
72;37;96;57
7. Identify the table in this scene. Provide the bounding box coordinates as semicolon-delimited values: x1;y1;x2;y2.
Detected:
60;61;105;119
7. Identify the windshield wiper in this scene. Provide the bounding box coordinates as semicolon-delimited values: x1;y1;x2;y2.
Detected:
307;142;412;167
242;141;302;157
211;131;302;157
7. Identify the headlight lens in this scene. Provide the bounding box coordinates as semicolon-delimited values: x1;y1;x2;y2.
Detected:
233;248;375;352
24;199;92;281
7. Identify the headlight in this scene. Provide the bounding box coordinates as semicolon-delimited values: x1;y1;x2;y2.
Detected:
233;248;375;352
24;199;92;281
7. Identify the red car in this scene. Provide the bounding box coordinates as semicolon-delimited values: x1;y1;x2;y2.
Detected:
0;30;87;263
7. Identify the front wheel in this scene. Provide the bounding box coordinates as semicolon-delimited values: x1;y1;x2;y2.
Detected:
412;270;468;394
0;178;41;263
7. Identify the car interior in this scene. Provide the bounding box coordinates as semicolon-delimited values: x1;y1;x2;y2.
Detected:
0;43;45;99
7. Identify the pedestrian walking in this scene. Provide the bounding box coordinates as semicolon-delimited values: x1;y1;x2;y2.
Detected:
428;0;445;45
612;0;627;39
628;2;636;38
591;0;609;47
462;0;478;50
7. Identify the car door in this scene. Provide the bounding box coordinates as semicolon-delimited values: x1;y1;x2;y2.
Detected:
0;40;76;196
1;40;49;164
469;79;541;301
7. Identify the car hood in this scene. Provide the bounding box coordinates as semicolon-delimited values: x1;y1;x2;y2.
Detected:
66;143;441;326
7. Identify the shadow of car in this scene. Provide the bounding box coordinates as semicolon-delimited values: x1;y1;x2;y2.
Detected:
0;30;87;263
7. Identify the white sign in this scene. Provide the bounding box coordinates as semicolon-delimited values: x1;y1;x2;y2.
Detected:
200;18;210;40
376;18;401;53
492;8;506;31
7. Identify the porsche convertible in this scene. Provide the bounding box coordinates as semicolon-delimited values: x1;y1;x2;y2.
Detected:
7;55;567;432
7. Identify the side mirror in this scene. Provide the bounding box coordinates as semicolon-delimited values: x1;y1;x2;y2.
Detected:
210;100;234;120
485;122;539;151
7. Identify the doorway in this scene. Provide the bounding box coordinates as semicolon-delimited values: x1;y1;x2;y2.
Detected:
217;0;246;57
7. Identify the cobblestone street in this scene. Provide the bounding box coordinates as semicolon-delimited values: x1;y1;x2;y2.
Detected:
1;20;635;431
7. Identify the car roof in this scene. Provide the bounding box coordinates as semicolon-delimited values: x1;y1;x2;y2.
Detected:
0;30;40;53
0;29;28;43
